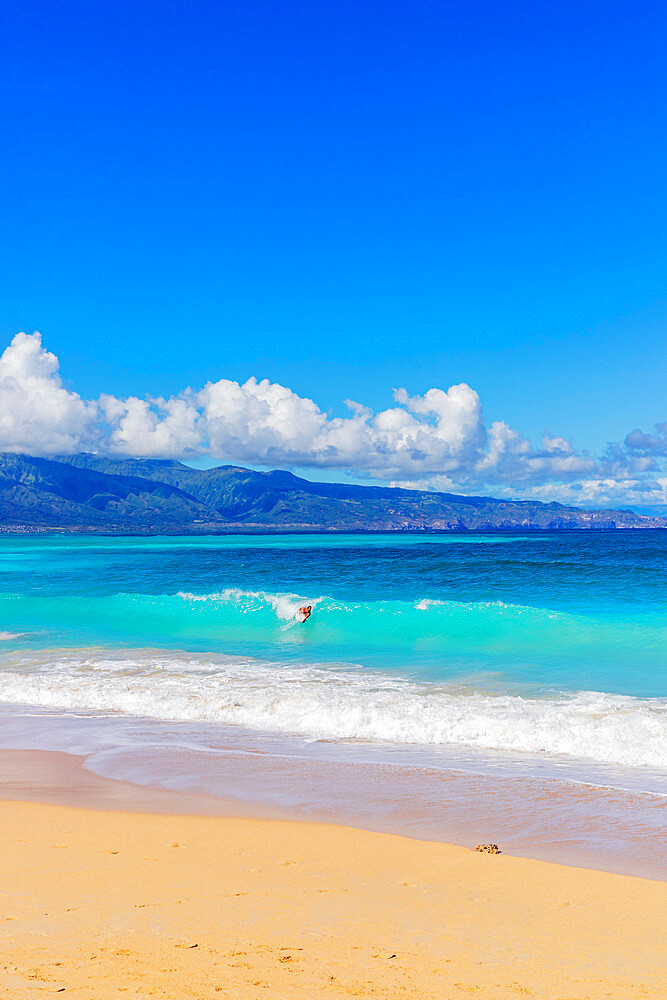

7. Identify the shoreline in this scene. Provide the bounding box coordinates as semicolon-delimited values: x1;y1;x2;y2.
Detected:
3;526;667;535
0;747;291;819
1;747;665;998
2;712;665;881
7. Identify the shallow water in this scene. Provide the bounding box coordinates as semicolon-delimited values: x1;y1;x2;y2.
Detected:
0;530;665;873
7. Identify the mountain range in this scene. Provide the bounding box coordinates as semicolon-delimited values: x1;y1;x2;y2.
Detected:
0;452;663;532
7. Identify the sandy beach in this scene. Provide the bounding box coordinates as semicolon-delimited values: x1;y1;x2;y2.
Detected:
4;0;667;993
1;751;665;999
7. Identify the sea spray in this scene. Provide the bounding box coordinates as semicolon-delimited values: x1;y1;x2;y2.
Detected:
0;647;664;770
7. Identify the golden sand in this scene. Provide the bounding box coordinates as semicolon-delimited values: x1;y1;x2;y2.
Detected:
1;774;665;999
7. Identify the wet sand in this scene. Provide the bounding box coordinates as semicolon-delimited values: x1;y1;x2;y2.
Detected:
3;705;665;879
0;749;665;999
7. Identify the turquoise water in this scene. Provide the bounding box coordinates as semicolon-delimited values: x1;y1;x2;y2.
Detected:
0;531;665;776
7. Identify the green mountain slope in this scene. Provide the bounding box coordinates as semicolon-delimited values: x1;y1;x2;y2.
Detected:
0;453;663;531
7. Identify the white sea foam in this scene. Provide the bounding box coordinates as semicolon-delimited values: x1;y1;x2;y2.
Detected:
0;631;21;640
0;648;664;770
177;588;325;622
175;589;567;623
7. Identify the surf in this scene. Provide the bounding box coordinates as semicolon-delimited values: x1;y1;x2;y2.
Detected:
0;646;664;771
3;586;664;696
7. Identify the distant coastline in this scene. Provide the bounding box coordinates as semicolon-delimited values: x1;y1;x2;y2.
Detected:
1;525;666;536
1;452;665;532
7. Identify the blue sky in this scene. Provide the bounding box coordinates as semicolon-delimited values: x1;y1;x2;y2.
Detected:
0;1;665;508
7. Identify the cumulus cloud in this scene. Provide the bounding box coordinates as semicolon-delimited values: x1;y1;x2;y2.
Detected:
198;376;327;463
0;332;96;455
0;331;664;508
99;394;202;457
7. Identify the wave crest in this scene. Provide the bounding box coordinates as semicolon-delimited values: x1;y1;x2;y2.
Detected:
177;588;326;622
0;648;664;770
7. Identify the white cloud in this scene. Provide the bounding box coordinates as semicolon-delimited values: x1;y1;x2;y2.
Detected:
198;376;327;462
100;394;201;458
195;379;487;477
0;331;664;508
509;477;667;509
0;332;96;455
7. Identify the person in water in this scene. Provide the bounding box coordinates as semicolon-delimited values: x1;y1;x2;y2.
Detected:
298;605;312;623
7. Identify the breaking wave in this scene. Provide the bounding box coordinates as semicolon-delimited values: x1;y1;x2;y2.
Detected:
0;647;664;770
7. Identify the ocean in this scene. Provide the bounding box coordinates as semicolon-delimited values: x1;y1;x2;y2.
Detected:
1;530;665;875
